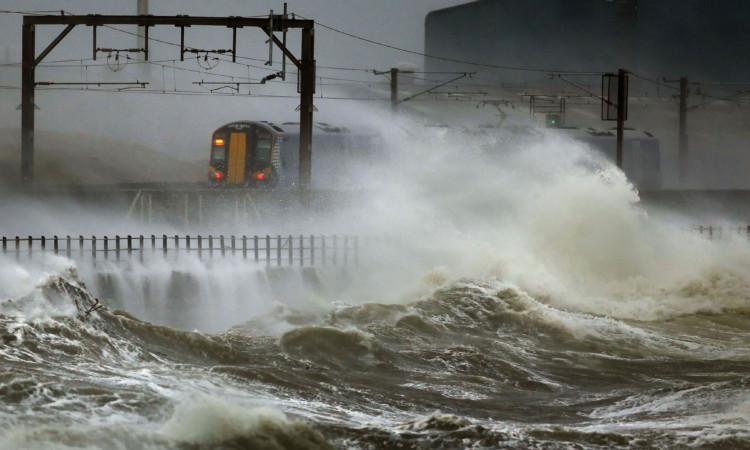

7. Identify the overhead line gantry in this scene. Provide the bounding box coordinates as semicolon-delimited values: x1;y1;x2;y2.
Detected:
21;14;315;187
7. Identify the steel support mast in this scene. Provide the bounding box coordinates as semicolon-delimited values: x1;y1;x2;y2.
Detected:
21;23;35;185
616;68;626;169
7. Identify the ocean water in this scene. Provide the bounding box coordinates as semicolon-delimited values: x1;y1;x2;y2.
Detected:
2;121;750;449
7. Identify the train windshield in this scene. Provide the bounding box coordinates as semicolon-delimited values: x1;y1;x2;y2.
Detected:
211;147;225;162
254;134;272;168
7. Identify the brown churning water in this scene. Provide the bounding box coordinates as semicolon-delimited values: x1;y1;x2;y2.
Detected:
1;122;750;448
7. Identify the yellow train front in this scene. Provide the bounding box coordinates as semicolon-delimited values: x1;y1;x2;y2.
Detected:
208;121;281;187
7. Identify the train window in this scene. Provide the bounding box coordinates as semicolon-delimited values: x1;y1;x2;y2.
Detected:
630;140;643;182
254;134;272;167
211;147;226;162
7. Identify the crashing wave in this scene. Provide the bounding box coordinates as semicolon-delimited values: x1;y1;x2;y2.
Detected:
1;270;104;321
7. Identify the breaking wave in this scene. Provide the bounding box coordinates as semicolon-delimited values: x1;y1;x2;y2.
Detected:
2;118;750;448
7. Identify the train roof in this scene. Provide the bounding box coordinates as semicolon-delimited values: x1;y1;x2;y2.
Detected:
215;120;375;136
550;127;657;140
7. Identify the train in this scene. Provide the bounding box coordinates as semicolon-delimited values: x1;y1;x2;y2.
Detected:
552;127;662;190
208;120;380;188
209;120;661;190
479;125;662;189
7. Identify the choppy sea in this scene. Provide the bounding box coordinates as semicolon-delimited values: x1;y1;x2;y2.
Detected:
2;122;750;448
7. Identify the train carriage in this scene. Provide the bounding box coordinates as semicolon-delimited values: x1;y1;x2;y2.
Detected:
468;124;662;190
553;127;662;190
208;121;380;188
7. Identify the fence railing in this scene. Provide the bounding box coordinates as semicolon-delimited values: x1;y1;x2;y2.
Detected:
692;225;750;240
1;234;361;267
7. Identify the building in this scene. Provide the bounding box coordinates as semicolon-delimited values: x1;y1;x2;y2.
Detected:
424;0;750;84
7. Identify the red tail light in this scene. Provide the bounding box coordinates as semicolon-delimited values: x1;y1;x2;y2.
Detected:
257;173;264;180
214;172;222;179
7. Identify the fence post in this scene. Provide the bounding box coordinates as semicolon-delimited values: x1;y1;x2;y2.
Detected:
116;235;121;261
79;235;84;259
266;235;270;266
162;235;168;257
15;236;20;261
53;236;58;255
344;235;349;265
220;235;225;257
209;235;214;258
299;235;303;267
174;235;179;261
151;235;156;256
92;236;97;260
254;235;259;262
2;236;6;256
198;235;203;258
104;236;109;260
288;235;293;265
186;235;191;254
27;236;32;259
231;235;236;256
139;235;144;263
66;235;71;259
127;235;132;257
321;235;326;265
242;235;247;259
310;235;315;265
277;235;282;266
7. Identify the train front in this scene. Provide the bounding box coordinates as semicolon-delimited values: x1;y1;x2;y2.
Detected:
208;122;278;187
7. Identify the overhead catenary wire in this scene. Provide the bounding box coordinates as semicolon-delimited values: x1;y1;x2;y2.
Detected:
629;71;750;106
297;14;600;75
9;52;580;92
11;68;750;107
0;10;64;15
1;82;745;109
4;54;390;88
13;60;750;105
7;54;600;90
